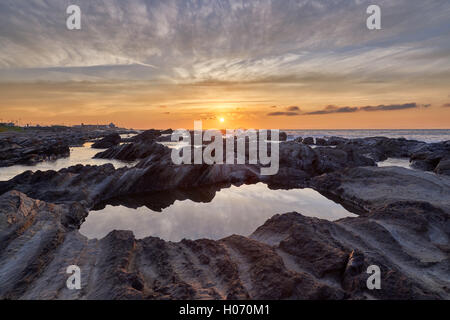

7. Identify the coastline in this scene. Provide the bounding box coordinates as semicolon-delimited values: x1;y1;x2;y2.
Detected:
0;128;448;300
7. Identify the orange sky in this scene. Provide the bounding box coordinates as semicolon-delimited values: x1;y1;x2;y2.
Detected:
1;1;449;129
0;80;449;129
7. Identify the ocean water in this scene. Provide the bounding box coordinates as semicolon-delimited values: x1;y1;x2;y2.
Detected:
80;183;356;242
283;129;450;143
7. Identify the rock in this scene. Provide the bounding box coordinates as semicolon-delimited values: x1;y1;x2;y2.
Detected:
293;137;303;143
410;141;450;173
0;129;134;168
303;137;315;145
1;190;447;300
0;136;70;167
131;129;162;143
435;158;450;176
314;147;376;173
327;136;348;146
91;133;121;149
316;138;327;146
94;140;169;162
279;132;288;141
311;166;450;213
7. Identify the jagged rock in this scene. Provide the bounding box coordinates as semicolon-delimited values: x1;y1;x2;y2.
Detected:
303;137;315;145
311;166;450;213
316;138;327;146
435;158;450;176
131;129;162;143
0;129;133;168
94;140;169;161
314;147;376;173
0;137;69;167
327;136;348;145
1;190;447;300
279;132;288;141
410;141;450;173
91;133;121;149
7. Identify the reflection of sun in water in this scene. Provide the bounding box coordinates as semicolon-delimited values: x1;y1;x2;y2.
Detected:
219;117;225;123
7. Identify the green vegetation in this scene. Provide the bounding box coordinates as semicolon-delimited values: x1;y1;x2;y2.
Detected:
0;125;23;133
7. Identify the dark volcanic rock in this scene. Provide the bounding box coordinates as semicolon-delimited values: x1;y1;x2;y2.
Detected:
303;137;315;145
279;132;288;141
435;158;450;175
311;166;450;213
315;138;327;146
0;190;448;300
410;141;450;174
0;129;133;168
0;134;449;300
94;140;169;162
131;129;162;143
91;133;121;149
0;136;70;167
334;137;426;162
327;136;348;146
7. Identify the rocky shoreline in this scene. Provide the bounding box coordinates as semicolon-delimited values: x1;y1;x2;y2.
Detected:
0;128;134;168
0;129;449;300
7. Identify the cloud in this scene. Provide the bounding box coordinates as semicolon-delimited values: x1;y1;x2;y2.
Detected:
267;105;302;116
267;112;300;117
360;103;418;112
442;103;450;108
303;103;427;115
304;105;358;115
287;106;301;112
0;0;449;87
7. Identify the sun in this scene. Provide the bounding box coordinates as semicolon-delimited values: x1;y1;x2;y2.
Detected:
219;117;225;123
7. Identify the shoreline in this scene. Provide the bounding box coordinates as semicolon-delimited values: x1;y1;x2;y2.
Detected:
0;128;449;300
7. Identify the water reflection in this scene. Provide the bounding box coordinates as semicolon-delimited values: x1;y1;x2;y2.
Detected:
377;158;413;169
80;183;356;242
0;142;136;181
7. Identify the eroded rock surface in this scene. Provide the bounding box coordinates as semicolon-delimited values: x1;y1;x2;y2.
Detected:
91;133;121;149
0;135;449;300
0;191;448;300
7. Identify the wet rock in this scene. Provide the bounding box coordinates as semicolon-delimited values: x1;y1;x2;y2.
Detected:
327;136;348;146
314;147;376;173
303;137;315;145
94;140;169;162
316;138;327;146
311;166;450;213
279;132;288;142
435;158;450;176
131;129;162;143
0;165;449;300
91;133;121;149
410;141;450;173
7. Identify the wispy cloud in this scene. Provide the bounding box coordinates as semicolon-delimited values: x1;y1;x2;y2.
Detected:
267;105;301;116
303;103;429;115
267;112;300;117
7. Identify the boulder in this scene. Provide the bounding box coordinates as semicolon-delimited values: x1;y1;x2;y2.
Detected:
303;137;315;145
91;133;121;149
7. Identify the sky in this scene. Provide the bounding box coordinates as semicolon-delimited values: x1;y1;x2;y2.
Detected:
0;0;449;129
